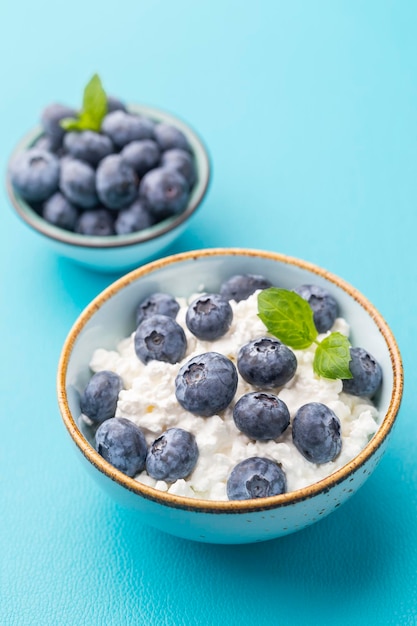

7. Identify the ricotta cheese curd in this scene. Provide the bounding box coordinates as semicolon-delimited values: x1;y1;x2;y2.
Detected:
88;291;380;501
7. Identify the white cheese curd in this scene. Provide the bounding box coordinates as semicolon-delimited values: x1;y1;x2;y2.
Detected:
89;292;380;501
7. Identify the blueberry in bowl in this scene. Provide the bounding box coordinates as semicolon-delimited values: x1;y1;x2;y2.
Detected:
6;74;210;272
57;248;403;544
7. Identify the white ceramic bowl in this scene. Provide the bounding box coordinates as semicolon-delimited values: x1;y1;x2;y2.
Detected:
57;248;403;543
7;105;210;272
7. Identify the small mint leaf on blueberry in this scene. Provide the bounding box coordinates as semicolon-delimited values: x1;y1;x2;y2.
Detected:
257;288;317;350
313;332;352;380
258;287;352;380
60;74;107;132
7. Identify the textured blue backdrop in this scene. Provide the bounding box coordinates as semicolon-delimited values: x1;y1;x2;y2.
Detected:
1;1;416;624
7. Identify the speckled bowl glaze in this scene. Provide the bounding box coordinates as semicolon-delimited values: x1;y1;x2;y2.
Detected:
57;248;403;543
6;105;210;272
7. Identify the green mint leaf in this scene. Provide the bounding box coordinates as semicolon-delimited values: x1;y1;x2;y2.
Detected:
59;74;107;132
60;117;82;131
257;288;318;349
313;332;352;380
82;73;107;129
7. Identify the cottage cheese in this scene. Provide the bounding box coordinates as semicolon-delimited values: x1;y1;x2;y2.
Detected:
89;292;380;500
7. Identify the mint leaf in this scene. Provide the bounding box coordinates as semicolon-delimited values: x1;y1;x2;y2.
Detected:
82;74;107;129
313;332;352;380
257;288;318;349
257;287;353;380
60;117;83;131
60;73;107;132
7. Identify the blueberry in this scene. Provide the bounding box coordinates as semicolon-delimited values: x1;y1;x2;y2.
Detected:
101;111;155;148
135;292;180;327
60;158;98;208
220;274;272;302
106;95;127;113
134;314;187;364
115;199;155;235
95;417;147;477
186;294;233;341
342;347;382;398
227;457;287;500
80;370;123;424
40;103;77;146
9;148;60;203
121;139;160;176
146;428;198;481
154;123;190;152
33;134;60;154
161;148;196;188
293;284;338;333
75;209;115;236
42;192;78;231
96;154;138;210
175;352;238;417
233;392;290;441
63;130;114;167
292;402;342;464
237;338;297;388
139;167;189;219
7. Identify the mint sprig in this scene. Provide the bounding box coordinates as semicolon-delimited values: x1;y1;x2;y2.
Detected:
257;287;352;380
60;74;107;132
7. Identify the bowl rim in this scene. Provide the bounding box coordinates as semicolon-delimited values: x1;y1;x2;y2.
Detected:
57;247;404;513
6;103;211;249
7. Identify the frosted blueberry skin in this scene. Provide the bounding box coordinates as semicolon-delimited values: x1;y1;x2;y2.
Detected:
80;370;123;424
42;192;79;231
106;95;127;113
175;352;238;417
186;294;233;341
9;148;60;203
342;347;382;398
161;148;196;188
139;167;189;219
95;417;147;478
115;199;155;235
40;102;77;146
233;392;290;441
292;402;342;464
237;338;297;388
227;457;287;501
134;314;187;365
75;209;116;236
101;111;155;148
135;292;180;327
154;122;191;152
220;274;272;303
60;158;98;208
293;284;338;333
146;428;199;482
63;130;114;167
33;134;61;154
121;139;161;177
96;154;138;211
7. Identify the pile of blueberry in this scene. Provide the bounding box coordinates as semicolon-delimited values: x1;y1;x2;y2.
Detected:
8;99;197;236
79;274;383;501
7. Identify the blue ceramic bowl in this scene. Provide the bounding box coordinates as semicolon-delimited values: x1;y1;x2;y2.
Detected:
57;248;403;543
6;105;210;272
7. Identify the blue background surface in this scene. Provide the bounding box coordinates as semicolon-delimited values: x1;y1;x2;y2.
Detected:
1;2;416;624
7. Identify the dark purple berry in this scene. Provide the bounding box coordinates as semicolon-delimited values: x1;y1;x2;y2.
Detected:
342;347;382;398
95;417;147;477
227;457;287;500
146;428;198;481
292;402;342;464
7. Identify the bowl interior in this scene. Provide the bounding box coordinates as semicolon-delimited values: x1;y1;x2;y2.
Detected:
60;248;403;510
7;104;210;249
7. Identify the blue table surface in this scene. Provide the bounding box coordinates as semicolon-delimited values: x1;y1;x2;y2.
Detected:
1;2;416;624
